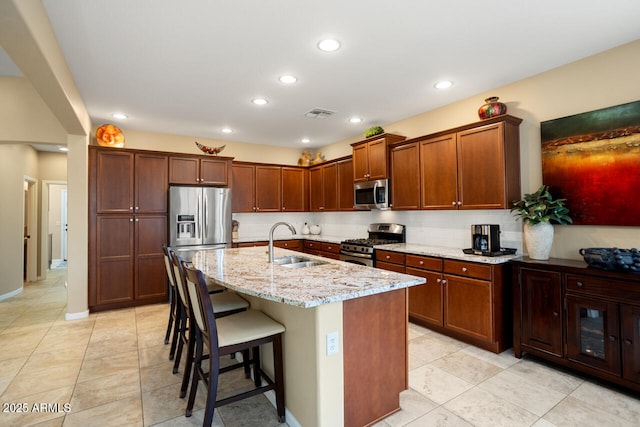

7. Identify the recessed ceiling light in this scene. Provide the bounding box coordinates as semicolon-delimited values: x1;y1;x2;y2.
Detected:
112;113;128;120
434;81;453;89
348;117;362;124
279;75;297;84
252;98;268;105
317;39;340;52
301;138;310;144
221;127;233;134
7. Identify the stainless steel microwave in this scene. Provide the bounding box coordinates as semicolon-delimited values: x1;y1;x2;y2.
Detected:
354;179;390;210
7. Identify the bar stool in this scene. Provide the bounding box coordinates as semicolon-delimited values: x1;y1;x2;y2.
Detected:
183;263;286;426
163;245;228;359
170;250;249;398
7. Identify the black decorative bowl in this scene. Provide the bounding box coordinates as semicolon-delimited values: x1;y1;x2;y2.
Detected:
580;247;640;273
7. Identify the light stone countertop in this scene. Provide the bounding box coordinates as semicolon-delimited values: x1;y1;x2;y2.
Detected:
376;243;522;264
233;234;350;244
190;246;425;308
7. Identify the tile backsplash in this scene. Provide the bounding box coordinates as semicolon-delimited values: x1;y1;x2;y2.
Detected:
232;209;523;251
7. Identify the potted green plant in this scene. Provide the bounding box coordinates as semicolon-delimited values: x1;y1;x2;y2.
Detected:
511;185;572;260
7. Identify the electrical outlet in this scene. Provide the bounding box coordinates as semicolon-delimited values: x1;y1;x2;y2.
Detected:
326;331;339;356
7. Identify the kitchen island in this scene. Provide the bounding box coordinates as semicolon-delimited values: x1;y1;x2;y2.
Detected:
191;246;425;427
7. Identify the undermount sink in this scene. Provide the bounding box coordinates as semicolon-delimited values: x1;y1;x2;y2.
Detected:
273;255;329;269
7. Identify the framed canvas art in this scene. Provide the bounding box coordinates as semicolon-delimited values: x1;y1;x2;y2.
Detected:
541;100;640;226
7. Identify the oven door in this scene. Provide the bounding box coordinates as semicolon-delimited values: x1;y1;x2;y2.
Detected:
340;251;373;267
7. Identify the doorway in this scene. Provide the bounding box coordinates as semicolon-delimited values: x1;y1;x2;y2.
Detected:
23;177;38;282
43;181;68;271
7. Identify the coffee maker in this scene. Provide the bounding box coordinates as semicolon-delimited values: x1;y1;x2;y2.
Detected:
471;224;501;253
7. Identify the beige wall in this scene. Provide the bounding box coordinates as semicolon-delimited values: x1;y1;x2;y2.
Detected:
319;39;640;260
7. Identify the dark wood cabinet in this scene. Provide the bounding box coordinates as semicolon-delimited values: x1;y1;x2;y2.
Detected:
302;240;340;259
281;167;308;212
337;158;355;211
513;258;640;393
89;146;169;311
169;155;231;185
376;249;510;353
273;239;303;252
390;142;420;210
408;115;522;210
352;134;406;182
516;268;563;358
405;255;444;327
231;163;281;212
309;163;338;211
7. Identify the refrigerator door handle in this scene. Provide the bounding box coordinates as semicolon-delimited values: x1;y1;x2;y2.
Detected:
197;196;201;239
203;191;208;239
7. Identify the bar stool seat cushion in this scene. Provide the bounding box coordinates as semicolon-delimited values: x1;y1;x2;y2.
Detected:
210;292;249;315
216;310;285;348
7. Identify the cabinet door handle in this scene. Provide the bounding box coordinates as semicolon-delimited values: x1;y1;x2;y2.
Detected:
451;201;457;206
385;255;390;260
129;218;133;222
442;279;447;285
419;260;424;265
129;206;134;211
457;201;462;206
462;267;468;272
576;281;583;287
624;339;633;345
553;311;559;317
609;335;617;342
436;278;441;283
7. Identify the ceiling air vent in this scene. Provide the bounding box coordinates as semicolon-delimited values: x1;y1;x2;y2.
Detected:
304;108;335;119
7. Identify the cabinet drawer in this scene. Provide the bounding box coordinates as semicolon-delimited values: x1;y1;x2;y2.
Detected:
406;255;442;271
566;274;640;302
304;240;321;250
274;239;302;251
321;242;341;254
376;250;405;265
444;259;491;280
377;261;405;273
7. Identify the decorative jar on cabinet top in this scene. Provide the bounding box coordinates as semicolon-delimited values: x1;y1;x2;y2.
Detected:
478;96;507;120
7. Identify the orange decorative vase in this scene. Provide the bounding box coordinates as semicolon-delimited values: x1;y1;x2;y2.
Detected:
478;96;507;120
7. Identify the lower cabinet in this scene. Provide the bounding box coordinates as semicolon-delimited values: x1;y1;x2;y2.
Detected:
513;258;640;392
303;240;341;259
90;214;167;310
377;250;511;353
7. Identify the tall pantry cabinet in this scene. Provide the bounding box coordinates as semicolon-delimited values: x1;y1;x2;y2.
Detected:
88;146;168;311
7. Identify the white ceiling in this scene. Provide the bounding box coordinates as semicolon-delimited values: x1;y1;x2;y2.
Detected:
5;1;640;149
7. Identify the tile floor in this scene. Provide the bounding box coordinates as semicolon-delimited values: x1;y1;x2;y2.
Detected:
1;268;639;426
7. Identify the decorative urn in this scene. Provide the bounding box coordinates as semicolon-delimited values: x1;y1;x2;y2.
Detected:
478;96;507;120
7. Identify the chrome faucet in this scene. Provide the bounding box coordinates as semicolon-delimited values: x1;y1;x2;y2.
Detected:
268;222;297;262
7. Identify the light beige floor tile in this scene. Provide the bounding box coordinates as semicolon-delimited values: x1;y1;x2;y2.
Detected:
140;360;182;392
22;345;87;373
216;393;284;427
409;334;468;367
137;327;168;350
89;325;137;343
409;364;473;405
444;387;539;427
141;382;205;426
84;335;138;360
0;355;28;379
62;396;143;427
431;350;502;385
152;407;224;426
507;357;584;395
570;380;640;423
2;360;82;401
378;389;438;427
543;395;636;427
139;343;172;368
478;369;566;416
69;370;140;413
33;330;92;354
459;345;520;370
77;349;139;383
0;385;72;427
405;407;473;427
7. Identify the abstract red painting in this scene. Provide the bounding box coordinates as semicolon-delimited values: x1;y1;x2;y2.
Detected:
541;100;640;226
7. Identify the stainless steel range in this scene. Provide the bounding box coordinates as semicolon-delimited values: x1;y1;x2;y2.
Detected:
340;223;406;267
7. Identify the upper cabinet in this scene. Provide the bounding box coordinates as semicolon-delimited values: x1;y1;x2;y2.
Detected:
309;162;338;211
352;134;406;182
169;155;232;186
281;167;308;212
232;163;281;212
393;115;522;210
94;149;168;214
337;158;355;211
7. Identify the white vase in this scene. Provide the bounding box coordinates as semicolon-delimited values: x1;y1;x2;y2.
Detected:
524;222;554;260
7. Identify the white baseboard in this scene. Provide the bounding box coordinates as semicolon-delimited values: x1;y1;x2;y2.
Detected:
0;286;23;301
65;310;89;321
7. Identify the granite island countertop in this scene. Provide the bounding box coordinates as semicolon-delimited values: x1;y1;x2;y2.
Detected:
190;246;425;308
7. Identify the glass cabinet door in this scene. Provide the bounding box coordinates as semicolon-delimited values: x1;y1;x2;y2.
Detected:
566;295;620;375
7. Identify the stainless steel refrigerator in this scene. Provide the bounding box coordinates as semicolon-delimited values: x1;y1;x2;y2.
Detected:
169;186;232;259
